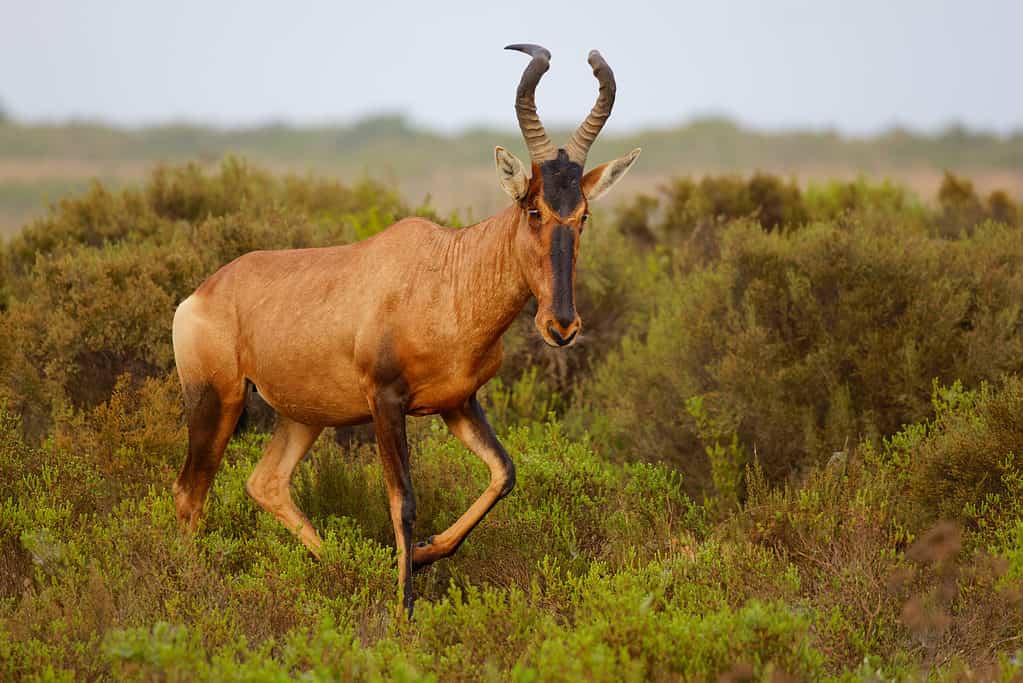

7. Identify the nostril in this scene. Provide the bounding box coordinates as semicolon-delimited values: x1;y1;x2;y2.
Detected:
546;323;565;345
546;323;576;347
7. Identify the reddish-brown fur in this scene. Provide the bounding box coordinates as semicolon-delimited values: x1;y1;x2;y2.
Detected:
171;46;639;615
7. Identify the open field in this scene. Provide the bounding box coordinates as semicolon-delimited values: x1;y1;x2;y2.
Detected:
1;156;1023;679
2;116;1022;236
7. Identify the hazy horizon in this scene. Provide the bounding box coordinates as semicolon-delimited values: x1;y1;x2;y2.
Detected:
4;110;1022;141
2;0;1020;136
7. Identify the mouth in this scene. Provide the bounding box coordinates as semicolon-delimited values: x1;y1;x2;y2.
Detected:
544;323;578;347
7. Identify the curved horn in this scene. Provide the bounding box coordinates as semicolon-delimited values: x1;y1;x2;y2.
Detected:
505;43;557;163
564;50;617;166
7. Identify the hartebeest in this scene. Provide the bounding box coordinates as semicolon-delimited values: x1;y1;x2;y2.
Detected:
172;44;640;614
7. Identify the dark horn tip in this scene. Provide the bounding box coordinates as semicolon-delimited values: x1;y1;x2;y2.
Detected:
505;44;551;60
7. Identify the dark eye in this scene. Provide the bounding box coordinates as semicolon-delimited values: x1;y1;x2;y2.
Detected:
527;208;541;220
581;212;590;224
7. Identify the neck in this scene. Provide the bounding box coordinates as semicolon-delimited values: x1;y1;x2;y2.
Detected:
444;204;531;351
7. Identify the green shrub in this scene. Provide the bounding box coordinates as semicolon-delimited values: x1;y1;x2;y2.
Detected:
874;378;1023;540
1;241;201;435
614;171;1016;260
647;172;808;244
574;218;1023;495
937;171;988;238
935;171;1021;238
803;176;923;227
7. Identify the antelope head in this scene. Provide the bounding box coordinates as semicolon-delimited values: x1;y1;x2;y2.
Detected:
497;44;641;348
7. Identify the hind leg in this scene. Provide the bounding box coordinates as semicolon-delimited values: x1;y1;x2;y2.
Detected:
173;381;245;530
246;417;325;555
171;294;245;530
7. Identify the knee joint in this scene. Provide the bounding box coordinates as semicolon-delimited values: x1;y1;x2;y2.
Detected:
245;471;277;506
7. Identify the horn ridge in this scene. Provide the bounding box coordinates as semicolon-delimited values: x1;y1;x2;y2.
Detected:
564;49;617;166
505;44;557;163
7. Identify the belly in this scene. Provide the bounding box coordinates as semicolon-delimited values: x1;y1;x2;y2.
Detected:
242;343;372;426
238;308;504;422
253;377;372;427
252;361;497;423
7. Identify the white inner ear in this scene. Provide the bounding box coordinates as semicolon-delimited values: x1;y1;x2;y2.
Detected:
495;146;529;201
586;148;642;202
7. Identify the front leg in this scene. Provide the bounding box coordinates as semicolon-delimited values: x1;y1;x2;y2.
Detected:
370;386;416;617
413;393;515;570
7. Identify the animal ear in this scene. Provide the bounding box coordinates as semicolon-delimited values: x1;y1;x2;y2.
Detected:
495;146;529;201
581;148;642;201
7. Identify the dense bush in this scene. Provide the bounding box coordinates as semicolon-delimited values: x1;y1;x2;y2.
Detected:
615;170;1019;254
3;157;413;281
574;216;1023;493
936;171;1020;238
735;379;1023;673
1;161;1021;679
877;378;1023;538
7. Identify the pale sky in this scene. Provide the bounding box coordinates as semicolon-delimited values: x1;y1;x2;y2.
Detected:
1;0;1020;135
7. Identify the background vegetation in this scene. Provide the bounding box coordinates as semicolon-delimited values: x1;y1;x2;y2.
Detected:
1;159;1022;680
2;115;1022;236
